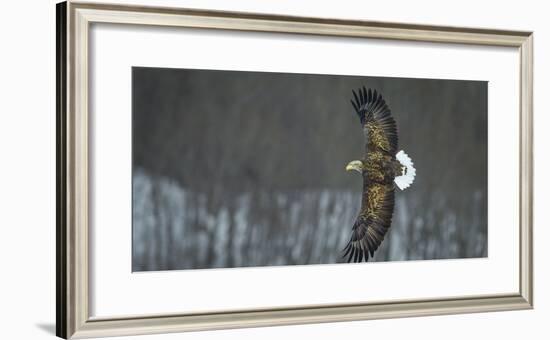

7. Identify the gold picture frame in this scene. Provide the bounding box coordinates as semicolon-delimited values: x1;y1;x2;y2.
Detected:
56;1;533;338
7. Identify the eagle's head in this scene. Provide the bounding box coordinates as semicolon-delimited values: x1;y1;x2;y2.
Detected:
345;160;364;173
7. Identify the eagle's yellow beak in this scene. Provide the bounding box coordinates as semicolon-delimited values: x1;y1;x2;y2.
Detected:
346;160;363;173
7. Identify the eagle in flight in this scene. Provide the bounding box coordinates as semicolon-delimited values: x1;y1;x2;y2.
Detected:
343;87;416;263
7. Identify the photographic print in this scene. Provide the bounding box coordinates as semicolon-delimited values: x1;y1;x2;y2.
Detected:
132;67;488;271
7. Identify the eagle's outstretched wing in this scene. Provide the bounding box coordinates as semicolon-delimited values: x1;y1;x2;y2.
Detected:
343;183;395;262
351;87;398;155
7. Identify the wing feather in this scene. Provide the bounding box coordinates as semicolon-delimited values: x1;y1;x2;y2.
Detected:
350;87;398;155
343;183;395;262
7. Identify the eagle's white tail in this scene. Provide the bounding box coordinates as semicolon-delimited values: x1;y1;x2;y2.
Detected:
394;150;416;190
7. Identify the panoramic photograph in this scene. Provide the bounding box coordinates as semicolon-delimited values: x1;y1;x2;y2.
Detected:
131;67;488;271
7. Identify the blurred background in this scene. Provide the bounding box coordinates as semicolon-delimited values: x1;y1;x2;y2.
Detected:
132;67;487;271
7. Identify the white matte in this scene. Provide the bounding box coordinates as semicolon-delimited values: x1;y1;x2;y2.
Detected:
89;23;519;318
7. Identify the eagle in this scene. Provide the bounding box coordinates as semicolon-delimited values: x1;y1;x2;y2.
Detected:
343;87;416;263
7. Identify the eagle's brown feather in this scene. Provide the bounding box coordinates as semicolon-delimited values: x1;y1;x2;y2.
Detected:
343;182;395;262
365;121;391;153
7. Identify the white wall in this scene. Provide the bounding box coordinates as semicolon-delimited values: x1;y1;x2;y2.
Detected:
0;0;547;339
